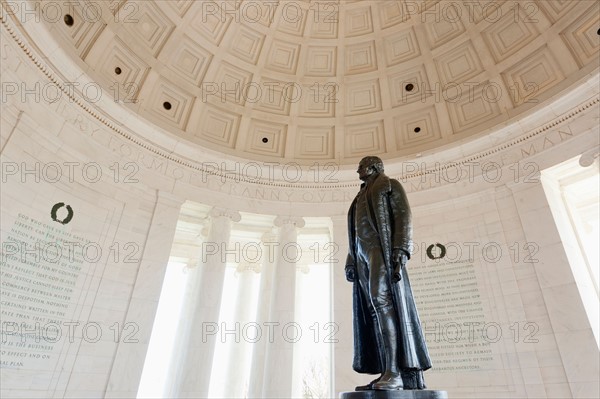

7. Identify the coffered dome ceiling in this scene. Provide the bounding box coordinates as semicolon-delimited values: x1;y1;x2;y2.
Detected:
37;0;600;164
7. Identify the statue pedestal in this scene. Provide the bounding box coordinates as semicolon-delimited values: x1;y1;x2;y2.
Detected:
340;390;448;399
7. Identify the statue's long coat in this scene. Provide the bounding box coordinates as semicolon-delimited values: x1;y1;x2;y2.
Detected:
346;172;432;374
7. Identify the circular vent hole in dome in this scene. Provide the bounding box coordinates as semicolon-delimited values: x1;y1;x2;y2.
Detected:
414;127;421;133
64;14;74;26
163;102;172;110
262;137;269;143
115;67;122;75
405;83;415;92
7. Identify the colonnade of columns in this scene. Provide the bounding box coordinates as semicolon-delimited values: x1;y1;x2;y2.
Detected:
171;209;327;398
120;202;348;398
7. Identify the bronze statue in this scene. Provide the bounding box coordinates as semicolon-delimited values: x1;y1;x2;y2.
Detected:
346;156;431;391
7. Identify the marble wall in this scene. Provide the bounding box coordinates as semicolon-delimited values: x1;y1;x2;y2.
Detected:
1;15;599;399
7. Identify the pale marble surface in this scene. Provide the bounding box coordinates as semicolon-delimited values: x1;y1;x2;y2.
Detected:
1;15;599;399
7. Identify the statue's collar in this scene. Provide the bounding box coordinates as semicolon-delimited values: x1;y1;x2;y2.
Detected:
360;173;379;188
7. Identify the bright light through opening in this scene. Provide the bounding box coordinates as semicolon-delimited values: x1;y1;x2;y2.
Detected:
292;235;333;399
137;261;189;398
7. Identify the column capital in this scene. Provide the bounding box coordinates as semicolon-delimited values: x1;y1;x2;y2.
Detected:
236;261;261;274
209;207;241;222
274;216;305;228
579;146;599;167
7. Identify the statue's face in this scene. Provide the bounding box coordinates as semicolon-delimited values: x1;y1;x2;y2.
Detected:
357;159;375;181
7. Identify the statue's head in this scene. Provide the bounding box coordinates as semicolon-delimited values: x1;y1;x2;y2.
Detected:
357;156;384;181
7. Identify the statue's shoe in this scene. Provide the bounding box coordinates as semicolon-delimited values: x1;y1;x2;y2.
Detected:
355;376;382;391
372;373;403;390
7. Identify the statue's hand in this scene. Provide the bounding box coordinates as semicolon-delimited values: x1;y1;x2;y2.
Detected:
392;249;408;283
345;264;356;282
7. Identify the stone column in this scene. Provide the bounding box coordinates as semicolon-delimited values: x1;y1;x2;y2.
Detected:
261;216;305;398
330;214;357;395
178;207;241;398
221;260;260;398
166;222;210;398
247;230;278;398
105;191;184;398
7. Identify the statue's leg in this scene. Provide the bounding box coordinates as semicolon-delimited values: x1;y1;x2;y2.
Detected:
354;324;384;391
354;256;383;391
401;369;427;389
366;247;403;391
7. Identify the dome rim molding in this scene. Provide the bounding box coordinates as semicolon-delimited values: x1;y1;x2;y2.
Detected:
2;10;599;190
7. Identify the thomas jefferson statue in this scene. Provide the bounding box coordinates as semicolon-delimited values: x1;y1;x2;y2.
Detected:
345;156;431;391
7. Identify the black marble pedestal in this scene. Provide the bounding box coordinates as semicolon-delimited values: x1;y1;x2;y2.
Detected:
340;390;448;399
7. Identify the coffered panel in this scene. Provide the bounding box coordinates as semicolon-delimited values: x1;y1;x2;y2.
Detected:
265;39;301;74
193;104;240;148
345;40;378;75
143;77;195;130
378;1;409;29
344;120;386;158
423;4;466;49
383;28;421;67
388;65;430;107
254;79;294;116
228;24;265;65
435;40;484;86
167;35;212;86
536;0;578;24
395;106;442;148
295;126;335;159
304;46;337;77
560;6;600;68
299;84;336;118
210;62;254;106
345;79;382;116
245;119;288;157
276;5;307;36
344;6;373;37
56;1;106;59
502;46;565;106
189;1;232;45
446;81;502;131
88;36;149;102
309;7;339;39
481;4;540;63
120;2;174;57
